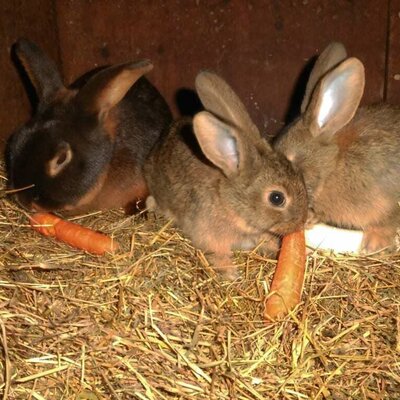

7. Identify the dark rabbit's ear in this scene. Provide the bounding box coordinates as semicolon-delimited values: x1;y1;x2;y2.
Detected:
193;111;247;177
15;38;65;104
76;60;153;118
195;71;260;140
301;42;348;113
304;57;365;138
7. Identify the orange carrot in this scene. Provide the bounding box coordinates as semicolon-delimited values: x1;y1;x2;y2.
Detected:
264;230;306;322
29;212;120;255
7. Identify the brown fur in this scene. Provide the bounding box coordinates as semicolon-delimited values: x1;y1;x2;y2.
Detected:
103;107;120;139
144;73;308;279
274;42;400;253
65;173;148;215
335;125;360;152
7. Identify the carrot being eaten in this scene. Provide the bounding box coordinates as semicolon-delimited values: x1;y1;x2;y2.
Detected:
264;230;306;322
29;212;120;255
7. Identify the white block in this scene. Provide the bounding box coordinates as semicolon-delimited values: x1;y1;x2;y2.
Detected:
305;224;364;254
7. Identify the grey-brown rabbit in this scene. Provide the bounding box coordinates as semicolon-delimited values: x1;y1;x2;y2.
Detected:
6;38;172;215
274;42;400;253
144;71;308;279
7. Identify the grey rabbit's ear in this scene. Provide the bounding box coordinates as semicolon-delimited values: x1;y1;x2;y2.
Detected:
301;42;348;113
304;57;365;138
15;38;65;104
76;60;153;118
195;71;260;139
193;111;246;177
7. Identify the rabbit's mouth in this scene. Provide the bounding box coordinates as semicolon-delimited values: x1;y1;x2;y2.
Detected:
13;187;62;214
268;219;306;237
7;184;38;211
16;196;49;213
30;201;50;213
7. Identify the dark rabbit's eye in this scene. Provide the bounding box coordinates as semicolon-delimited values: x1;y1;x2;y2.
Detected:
56;151;68;165
268;191;286;207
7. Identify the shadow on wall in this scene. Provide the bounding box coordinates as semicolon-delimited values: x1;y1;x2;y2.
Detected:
175;88;203;117
283;55;317;126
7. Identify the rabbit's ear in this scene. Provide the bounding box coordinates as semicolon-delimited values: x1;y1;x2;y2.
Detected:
76;60;153;118
15;38;65;104
193;111;245;177
195;71;260;139
304;57;364;138
301;42;348;113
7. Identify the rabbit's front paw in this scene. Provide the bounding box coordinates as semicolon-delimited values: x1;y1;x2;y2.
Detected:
361;226;395;254
207;254;239;281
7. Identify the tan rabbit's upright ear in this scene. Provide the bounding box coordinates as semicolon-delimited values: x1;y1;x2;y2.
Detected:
195;71;260;139
193;111;245;177
76;60;153;118
304;57;365;138
15;38;65;104
301;42;348;113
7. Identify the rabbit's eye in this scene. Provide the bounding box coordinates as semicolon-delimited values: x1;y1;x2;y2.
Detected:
268;191;286;207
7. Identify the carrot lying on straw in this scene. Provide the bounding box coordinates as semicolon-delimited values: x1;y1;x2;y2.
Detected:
29;212;120;255
264;230;306;322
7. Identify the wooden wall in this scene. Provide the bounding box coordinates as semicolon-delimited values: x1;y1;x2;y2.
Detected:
0;0;397;150
0;0;60;147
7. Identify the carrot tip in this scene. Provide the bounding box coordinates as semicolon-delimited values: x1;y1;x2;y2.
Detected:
263;230;306;324
29;213;59;236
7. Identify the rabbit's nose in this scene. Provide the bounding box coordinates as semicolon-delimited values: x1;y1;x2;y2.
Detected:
11;195;39;213
31;201;46;212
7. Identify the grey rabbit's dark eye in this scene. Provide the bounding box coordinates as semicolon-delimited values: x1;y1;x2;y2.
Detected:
268;191;286;207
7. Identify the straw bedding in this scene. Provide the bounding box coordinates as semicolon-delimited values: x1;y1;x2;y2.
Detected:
0;168;400;399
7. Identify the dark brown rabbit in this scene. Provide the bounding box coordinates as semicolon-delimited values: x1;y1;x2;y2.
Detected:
6;38;172;215
274;42;400;253
144;71;308;279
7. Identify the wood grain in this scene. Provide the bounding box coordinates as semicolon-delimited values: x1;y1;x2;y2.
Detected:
0;0;60;148
386;0;400;103
55;0;388;137
0;0;391;148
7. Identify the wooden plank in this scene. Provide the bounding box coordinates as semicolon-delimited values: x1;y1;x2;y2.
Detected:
0;0;60;147
386;0;400;103
56;0;388;137
0;0;387;144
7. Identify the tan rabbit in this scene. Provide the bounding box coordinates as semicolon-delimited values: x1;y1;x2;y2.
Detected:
144;71;308;279
274;42;400;253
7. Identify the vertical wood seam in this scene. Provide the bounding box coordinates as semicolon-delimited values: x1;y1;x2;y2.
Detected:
384;0;392;101
51;0;64;81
